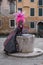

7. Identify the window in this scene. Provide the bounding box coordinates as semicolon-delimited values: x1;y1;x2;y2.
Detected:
30;22;34;28
18;0;22;2
9;20;15;28
39;0;42;5
31;0;34;2
10;2;15;14
18;8;22;12
0;20;2;28
30;8;34;16
39;8;42;16
0;0;2;14
0;4;1;14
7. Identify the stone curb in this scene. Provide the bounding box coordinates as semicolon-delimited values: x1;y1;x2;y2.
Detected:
8;48;43;58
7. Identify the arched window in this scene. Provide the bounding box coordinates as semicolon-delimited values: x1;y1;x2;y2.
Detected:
38;22;43;30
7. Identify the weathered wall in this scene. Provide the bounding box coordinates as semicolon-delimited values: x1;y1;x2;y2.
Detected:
0;15;15;34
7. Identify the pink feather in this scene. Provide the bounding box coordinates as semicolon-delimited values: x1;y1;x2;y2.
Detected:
13;11;26;24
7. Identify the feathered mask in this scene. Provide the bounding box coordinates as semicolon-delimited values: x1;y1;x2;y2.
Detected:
13;11;26;24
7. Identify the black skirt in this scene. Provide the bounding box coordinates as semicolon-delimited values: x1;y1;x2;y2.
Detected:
4;27;22;53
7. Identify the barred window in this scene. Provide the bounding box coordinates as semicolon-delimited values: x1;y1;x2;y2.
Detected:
9;20;15;28
0;20;2;28
10;2;15;14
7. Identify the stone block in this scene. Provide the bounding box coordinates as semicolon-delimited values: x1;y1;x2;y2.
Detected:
16;34;35;53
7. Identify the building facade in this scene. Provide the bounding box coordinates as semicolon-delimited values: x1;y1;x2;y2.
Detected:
17;0;43;33
0;0;16;34
0;0;43;34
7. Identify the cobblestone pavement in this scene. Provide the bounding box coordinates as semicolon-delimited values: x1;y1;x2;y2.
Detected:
0;37;43;65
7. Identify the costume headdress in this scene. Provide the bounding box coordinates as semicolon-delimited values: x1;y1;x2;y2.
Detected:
13;11;26;24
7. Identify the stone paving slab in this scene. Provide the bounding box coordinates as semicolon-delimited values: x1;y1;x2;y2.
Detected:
0;38;43;58
0;38;43;65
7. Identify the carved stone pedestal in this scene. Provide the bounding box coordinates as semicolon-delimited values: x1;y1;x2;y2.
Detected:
16;34;35;53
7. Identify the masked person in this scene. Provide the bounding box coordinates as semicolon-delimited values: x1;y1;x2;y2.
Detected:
4;11;25;54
